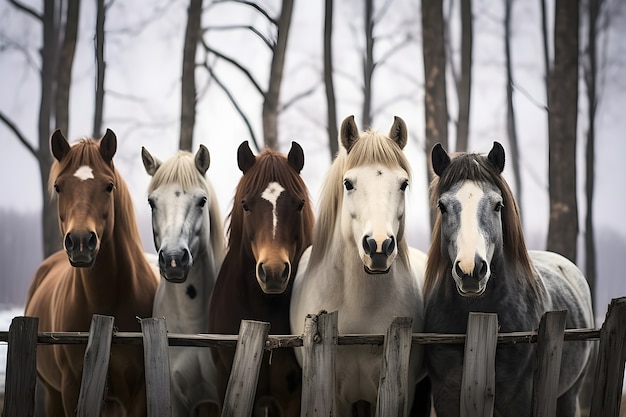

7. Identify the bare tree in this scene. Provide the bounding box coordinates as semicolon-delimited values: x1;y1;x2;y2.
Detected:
93;0;106;138
422;0;449;229
504;0;522;210
456;0;472;152
546;0;579;262
362;0;375;129
324;0;339;160
180;0;203;151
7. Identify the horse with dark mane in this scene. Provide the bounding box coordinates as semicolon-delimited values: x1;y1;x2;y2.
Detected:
26;129;158;416
424;141;594;417
208;141;314;416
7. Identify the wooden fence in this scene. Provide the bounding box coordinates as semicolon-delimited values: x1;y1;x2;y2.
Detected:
1;297;626;417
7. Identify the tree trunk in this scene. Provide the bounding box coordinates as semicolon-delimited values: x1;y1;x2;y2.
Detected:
505;0;522;214
40;0;62;258
546;0;579;263
262;0;294;150
324;0;338;160
362;0;374;130
93;0;106;138
456;0;472;153
55;0;79;136
180;0;203;151
422;0;449;230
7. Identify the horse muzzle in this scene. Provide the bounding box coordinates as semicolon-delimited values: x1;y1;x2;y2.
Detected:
158;248;192;283
453;258;489;297
64;230;99;267
256;261;291;294
362;235;395;274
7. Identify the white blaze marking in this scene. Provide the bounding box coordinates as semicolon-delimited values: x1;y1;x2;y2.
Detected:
261;182;284;238
74;165;94;181
457;182;486;275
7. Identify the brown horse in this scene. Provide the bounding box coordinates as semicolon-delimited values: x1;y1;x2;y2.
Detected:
25;129;158;416
208;141;314;416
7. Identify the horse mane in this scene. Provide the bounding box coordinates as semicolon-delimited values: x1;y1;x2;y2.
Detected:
147;150;225;259
309;129;412;268
424;150;536;299
48;137;145;256
227;147;315;252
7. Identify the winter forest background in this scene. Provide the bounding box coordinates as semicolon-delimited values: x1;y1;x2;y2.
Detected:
1;0;626;329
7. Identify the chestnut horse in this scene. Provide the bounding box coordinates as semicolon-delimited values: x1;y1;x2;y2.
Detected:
25;130;158;416
208;141;314;416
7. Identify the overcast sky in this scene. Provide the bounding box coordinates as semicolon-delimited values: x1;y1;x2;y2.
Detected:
1;0;625;319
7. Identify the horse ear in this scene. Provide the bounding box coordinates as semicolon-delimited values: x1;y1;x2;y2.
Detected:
195;144;211;175
287;141;305;173
431;143;451;177
99;129;117;163
389;116;408;149
340;115;360;153
50;129;71;162
488;141;505;173
141;147;162;176
237;141;256;174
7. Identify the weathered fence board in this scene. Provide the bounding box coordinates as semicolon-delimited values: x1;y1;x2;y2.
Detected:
376;316;413;417
221;320;270;417
589;297;626;417
532;310;567;417
300;310;338;417
76;314;114;417
2;316;38;417
461;312;498;417
141;317;171;417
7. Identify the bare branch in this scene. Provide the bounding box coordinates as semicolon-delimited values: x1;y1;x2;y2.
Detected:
202;25;273;49
202;61;261;152
200;39;265;95
279;82;320;112
512;81;548;111
0;111;37;158
8;0;42;21
212;0;277;26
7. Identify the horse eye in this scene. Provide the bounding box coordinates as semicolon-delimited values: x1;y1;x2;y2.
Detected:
199;196;207;208
343;179;354;191
495;201;503;212
437;201;447;214
242;200;250;211
148;198;156;210
54;184;61;193
400;180;409;191
106;183;114;193
296;200;305;212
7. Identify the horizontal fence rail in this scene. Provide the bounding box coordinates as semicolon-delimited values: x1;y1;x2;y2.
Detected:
1;297;625;417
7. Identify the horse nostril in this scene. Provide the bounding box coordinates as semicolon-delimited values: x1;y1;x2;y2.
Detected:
478;259;488;279
181;249;190;267
257;263;266;282
158;251;166;269
455;261;464;278
88;232;97;251
362;236;377;255
282;262;291;281
381;237;395;256
64;234;74;251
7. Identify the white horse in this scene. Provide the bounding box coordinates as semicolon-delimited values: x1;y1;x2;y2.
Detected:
290;116;429;416
142;145;225;416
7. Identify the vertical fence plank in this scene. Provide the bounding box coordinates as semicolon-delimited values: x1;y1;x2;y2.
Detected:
221;320;270;417
2;316;38;417
532;310;567;417
141;317;171;417
589;297;626;417
300;310;338;417
461;312;497;417
76;314;114;417
376;316;413;417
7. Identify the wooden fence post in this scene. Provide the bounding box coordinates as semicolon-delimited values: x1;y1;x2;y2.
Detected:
376;316;413;417
532;310;567;417
2;316;38;417
141;317;171;417
460;312;498;417
221;320;270;417
589;297;626;417
300;310;338;417
76;314;114;417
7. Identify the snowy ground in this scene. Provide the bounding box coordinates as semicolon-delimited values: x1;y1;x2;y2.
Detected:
0;306;26;394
